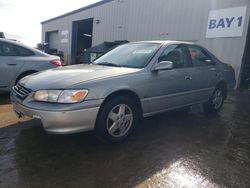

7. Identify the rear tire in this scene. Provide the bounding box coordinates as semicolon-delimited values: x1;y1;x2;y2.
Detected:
95;96;139;143
203;86;225;114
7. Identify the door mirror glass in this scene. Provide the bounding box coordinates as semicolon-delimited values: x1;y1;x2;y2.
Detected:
152;61;173;71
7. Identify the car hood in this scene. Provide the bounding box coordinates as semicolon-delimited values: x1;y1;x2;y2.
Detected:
19;64;142;91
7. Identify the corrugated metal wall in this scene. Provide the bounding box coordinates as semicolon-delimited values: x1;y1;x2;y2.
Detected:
41;0;250;86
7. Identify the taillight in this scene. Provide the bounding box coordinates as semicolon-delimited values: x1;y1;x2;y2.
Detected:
51;60;62;67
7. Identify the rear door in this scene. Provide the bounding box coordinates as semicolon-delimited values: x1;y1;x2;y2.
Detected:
185;45;218;102
0;42;29;87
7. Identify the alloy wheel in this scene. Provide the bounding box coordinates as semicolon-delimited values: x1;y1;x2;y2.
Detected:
212;89;223;110
106;104;133;137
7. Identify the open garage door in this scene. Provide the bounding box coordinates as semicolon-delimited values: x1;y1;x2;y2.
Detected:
45;31;59;55
71;18;93;64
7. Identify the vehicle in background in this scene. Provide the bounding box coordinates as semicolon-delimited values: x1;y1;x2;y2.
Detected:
0;32;5;38
0;38;62;92
11;41;235;143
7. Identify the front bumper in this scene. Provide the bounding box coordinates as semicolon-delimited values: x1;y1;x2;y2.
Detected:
11;93;100;134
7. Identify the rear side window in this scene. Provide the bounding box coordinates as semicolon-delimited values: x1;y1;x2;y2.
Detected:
15;46;35;56
0;42;35;56
0;42;17;56
187;46;214;67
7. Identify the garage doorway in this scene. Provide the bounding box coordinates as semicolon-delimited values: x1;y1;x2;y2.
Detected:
240;18;250;90
71;18;93;64
45;31;59;55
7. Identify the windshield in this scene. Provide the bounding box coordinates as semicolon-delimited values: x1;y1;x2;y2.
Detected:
93;43;160;68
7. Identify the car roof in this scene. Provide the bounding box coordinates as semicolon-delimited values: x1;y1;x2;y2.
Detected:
0;38;50;56
0;38;34;49
131;40;194;45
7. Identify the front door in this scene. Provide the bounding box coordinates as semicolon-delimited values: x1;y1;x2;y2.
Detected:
145;44;193;115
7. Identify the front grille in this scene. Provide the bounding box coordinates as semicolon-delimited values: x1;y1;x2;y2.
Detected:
12;84;31;99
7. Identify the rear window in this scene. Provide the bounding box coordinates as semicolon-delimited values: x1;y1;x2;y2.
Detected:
15;46;35;56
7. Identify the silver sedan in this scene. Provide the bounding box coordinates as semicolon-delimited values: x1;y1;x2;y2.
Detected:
11;41;235;143
0;38;61;92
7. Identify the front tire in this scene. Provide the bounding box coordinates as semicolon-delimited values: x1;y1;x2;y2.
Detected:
95;96;139;143
203;86;225;114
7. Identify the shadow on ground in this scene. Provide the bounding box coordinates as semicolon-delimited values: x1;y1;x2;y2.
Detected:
0;93;11;105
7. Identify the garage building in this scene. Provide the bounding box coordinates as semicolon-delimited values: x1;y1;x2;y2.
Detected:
41;0;250;89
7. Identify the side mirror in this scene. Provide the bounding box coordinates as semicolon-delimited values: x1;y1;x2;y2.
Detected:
152;61;173;71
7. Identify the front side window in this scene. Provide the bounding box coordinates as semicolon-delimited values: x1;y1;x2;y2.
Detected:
188;46;214;67
94;43;160;68
0;42;17;56
158;44;187;69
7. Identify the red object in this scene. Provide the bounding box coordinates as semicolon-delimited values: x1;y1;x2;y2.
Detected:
51;60;62;67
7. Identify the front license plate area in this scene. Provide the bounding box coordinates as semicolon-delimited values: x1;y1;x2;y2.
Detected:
14;109;25;118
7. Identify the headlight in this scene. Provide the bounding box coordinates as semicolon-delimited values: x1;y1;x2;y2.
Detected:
34;90;88;103
58;90;88;103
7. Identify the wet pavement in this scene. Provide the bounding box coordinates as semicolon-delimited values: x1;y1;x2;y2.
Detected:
0;92;250;188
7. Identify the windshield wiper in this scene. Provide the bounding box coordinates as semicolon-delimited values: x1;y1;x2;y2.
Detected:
95;62;121;67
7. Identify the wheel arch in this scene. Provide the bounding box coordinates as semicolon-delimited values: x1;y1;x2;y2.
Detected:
216;80;228;99
96;89;143;126
15;70;38;84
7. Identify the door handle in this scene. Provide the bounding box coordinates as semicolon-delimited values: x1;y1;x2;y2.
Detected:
209;68;216;71
8;63;17;66
185;76;192;80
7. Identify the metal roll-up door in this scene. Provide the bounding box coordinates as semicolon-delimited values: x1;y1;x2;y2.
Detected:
49;31;59;50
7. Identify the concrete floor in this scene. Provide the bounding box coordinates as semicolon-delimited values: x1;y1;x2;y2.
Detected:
0;92;250;188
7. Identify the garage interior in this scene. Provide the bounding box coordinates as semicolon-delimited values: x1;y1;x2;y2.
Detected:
71;18;93;64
